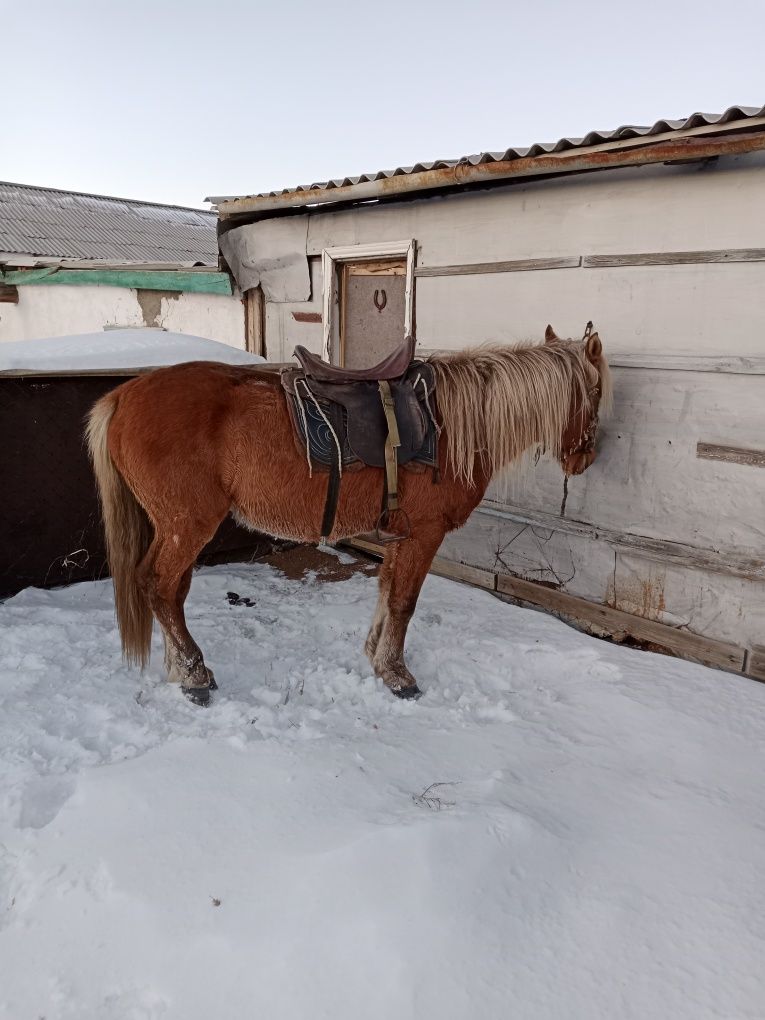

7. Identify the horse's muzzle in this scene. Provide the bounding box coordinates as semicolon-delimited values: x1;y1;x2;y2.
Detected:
563;449;596;476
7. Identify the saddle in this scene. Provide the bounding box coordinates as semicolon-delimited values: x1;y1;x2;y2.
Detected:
280;337;439;542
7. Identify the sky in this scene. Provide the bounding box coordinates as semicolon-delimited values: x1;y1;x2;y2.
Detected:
3;0;763;209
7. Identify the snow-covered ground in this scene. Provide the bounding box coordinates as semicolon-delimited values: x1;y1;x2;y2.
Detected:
1;557;763;1020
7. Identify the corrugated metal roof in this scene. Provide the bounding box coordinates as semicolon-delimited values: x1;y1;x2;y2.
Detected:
211;104;765;209
0;182;218;266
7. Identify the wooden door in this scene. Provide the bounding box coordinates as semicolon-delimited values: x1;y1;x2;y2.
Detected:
339;259;407;368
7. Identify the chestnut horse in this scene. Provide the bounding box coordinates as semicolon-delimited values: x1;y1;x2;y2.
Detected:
86;326;610;704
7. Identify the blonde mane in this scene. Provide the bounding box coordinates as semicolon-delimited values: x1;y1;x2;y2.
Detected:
428;340;612;485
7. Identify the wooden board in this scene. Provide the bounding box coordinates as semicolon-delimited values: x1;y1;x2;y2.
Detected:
583;248;765;268
346;260;406;276
415;257;580;277
244;287;265;356
416;250;765;278
417;351;765;375
608;354;765;375
747;647;765;682
494;573;745;673
696;442;765;468
429;556;497;590
1;268;233;295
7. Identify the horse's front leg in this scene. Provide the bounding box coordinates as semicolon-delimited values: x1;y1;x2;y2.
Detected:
364;545;395;661
368;525;445;699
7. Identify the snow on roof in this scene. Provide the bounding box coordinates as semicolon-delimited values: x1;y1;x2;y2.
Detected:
0;328;266;374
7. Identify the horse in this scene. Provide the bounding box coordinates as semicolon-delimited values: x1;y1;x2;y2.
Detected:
86;325;611;704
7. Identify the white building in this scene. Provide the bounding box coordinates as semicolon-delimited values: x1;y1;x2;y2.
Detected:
211;104;765;680
0;182;248;350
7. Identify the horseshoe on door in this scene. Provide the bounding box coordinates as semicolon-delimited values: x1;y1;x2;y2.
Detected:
373;288;387;313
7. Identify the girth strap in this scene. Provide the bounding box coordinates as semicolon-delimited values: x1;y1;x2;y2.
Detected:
318;401;344;543
316;377;412;544
378;381;401;512
320;451;342;541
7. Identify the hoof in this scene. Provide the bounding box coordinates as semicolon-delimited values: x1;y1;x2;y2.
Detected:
183;685;211;706
390;684;422;701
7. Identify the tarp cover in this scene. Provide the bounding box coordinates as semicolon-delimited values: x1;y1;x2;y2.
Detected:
0;328;265;373
219;218;310;302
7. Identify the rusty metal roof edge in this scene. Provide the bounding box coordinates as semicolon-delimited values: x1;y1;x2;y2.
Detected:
209;104;765;215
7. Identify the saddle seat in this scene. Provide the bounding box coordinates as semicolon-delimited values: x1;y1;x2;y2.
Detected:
294;336;416;382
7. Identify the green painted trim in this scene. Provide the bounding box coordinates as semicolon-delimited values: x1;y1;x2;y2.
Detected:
0;268;233;295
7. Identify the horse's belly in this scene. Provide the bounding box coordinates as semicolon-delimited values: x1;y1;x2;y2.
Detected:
231;495;379;544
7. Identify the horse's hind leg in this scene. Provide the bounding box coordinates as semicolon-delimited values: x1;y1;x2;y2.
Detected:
138;522;223;704
160;565;217;693
369;524;445;699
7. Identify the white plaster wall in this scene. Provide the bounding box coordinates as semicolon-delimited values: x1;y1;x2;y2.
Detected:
438;511;765;649
488;368;765;551
303;155;765;263
0;284;246;348
0;285;142;341
250;153;765;658
157;291;245;347
264;258;323;361
260;151;765;362
414;263;765;358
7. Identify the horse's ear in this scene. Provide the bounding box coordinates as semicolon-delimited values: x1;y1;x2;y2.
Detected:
585;331;602;364
545;325;559;344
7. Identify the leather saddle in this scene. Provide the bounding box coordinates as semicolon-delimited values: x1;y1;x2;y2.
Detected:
293;339;416;383
280;337;438;541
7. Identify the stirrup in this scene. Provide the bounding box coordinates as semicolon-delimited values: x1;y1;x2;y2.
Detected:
374;507;411;545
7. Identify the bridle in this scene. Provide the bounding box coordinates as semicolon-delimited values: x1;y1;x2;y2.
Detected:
558;322;603;514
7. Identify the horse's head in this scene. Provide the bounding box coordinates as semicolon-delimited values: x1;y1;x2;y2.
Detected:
545;323;610;476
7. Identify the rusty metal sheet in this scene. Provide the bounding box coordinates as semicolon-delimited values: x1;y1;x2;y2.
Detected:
210;105;765;218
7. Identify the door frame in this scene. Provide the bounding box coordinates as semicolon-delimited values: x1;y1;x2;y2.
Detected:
321;239;416;362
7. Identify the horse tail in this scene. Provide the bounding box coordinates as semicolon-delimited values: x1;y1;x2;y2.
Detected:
86;391;153;667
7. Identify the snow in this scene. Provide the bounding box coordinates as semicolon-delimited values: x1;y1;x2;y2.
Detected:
0;328;265;372
1;560;763;1019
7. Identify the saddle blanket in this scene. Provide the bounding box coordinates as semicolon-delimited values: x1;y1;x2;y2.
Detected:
282;362;439;472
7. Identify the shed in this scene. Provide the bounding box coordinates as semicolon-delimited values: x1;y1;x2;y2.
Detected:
210;104;765;680
0;330;274;597
0;182;251;350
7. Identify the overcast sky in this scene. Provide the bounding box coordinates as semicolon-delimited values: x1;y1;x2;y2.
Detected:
3;0;763;209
